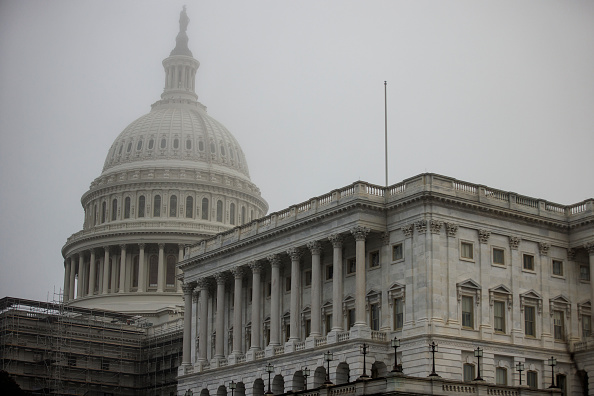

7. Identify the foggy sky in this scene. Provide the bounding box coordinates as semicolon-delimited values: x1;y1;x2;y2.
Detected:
1;1;593;302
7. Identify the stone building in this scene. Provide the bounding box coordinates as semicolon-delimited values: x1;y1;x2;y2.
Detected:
177;174;594;395
60;6;267;324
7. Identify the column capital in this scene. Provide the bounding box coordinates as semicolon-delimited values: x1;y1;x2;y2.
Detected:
182;282;195;295
567;248;576;261
307;241;322;255
381;232;390;246
196;278;210;289
214;272;227;285
249;260;263;274
415;220;427;235
103;246;110;253
539;242;550;256
267;254;281;268
119;244;127;251
192;290;200;302
88;248;96;255
478;229;491;244
178;243;185;250
445;223;459;238
231;266;244;278
158;243;165;249
350;226;370;241
585;242;594;255
286;247;302;261
509;236;521;250
430;220;443;235
402;224;414;238
328;234;344;248
138;243;146;249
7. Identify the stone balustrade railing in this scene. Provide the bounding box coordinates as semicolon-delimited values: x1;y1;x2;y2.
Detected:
187;173;593;258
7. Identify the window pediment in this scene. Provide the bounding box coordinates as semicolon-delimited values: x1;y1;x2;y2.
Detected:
520;290;543;314
549;295;571;318
366;289;381;310
322;301;333;315
457;279;481;305
388;282;405;306
489;284;512;309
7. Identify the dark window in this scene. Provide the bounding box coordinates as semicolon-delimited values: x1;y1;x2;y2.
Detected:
552;260;563;276
325;265;333;281
160;138;167;149
201;198;209;220
463;364;475;382
583;315;591;338
173;138;179;149
216;200;223;222
394;298;403;330
285;277;291;292
304;270;312;287
462;296;474;329
347;309;355;329
169;195;177;217
346;258;356;275
392;243;403;261
127;142;132;152
461;242;474;260
581;265;590;281
149;255;158;287
132;256;139;288
230;203;236;225
523;254;535;271
553;310;564;340
370;303;380;330
198;141;204;151
494;301;505;333
101;201;107;223
153;195;161;217
166;255;176;287
124;197;131;219
186;196;193;218
93;204;97;225
493;248;505;265
369;251;380;268
148;139;154;149
241;206;246;225
138;196;145;218
111;199;117;221
525;306;536;336
186;139;192;149
527;371;537;389
136;140;142;151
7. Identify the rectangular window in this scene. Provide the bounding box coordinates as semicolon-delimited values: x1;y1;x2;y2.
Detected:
462;296;474;329
463;364;475;382
392;243;403;261
325;314;332;335
346;258;356;275
461;242;474;260
525;306;536;337
496;367;507;385
583;315;591;338
304;270;312;287
285;277;291;292
369;251;380;268
556;374;566;395
370;303;380;330
580;265;590;281
394;298;404;330
552;260;563;276
492;248;505;266
523;254;535;271
305;319;311;338
554;310;565;341
347;308;355;329
284;324;290;342
494;301;505;333
325;264;333;281
527;371;538;389
266;282;271;297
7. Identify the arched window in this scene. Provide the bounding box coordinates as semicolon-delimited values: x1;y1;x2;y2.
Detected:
124;197;131;219
230;203;236;225
166;255;176;287
210;142;216;153
111;199;117;221
169;195;177;217
153;195;161;217
108;258;113;290
118;144;123;154
149;255;158;287
216;200;223;222
186;196;194;218
201;198;209;220
241;206;246;225
186;139;192;149
138;196;145;218
101;202;107;223
93;204;97;226
136;140;143;151
198;140;204;151
148;139;154;150
220;145;226;156
173;138;179;149
160;138;167;149
127;142;132;153
250;210;254;221
132;256;139;288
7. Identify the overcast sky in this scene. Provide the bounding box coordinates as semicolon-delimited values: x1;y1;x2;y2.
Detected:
1;1;593;302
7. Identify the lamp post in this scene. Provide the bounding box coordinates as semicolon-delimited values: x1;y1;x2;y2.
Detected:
391;337;402;373
359;343;370;379
516;362;525;386
324;351;334;385
474;347;484;381
548;356;557;389
185;389;193;396
302;366;310;390
229;381;236;396
428;342;439;377
265;362;274;395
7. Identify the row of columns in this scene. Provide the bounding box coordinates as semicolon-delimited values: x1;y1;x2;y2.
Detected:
63;243;184;302
182;226;371;366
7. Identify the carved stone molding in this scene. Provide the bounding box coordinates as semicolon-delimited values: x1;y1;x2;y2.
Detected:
286;247;302;261
478;230;491;244
445;223;459;238
402;224;414;239
213;272;227;285
192;290;199;303
381;232;390;246
350;226;370;241
196;278;210;290
508;236;521;250
566;248;576;261
248;260;262;274
415;220;427;235
267;254;281;268
585;242;594;255
328;234;344;248
429;220;442;235
182;282;195;294
306;241;322;255
231;266;243;279
539;242;550;256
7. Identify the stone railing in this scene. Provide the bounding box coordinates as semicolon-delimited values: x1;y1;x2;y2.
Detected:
274;345;285;355
337;332;350;342
315;337;327;347
254;350;265;360
295;341;306;351
371;331;387;341
185;173;592;258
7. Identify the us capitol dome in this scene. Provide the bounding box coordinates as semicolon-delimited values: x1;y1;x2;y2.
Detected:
61;7;268;322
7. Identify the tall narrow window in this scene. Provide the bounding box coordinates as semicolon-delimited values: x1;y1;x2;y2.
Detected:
186;139;192;150
148;139;154;149
111;199;117;221
523;254;535;271
463;364;475;382
525;306;536;336
186;196;193;218
230;203;236;225
153;195;161;217
552;260;563;276
241;206;246;225
583;315;592;338
392;243;403;261
93;204;97;225
580;265;590;281
370;303;380;331
138;196;145;218
169;195;177;217
101;202;107;223
496;368;507;385
216;200;223;222
124;197;131;219
347;309;355;329
160;138;167;149
132;256;139;288
527;371;537;389
149;255;158;287
201;198;209;220
462;296;474;329
166;255;176;287
553;310;564;340
394;298;404;330
173;138;179;149
494;301;505;333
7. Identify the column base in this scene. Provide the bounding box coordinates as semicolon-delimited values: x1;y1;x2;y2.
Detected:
350;324;371;340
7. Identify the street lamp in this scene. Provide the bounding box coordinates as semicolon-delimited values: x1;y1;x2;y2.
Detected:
391;337;402;373
265;362;274;395
359;343;370;379
548;356;557;389
324;351;334;385
302;366;310;390
516;362;525;386
474;347;484;381
428;342;439;377
185;389;193;396
229;381;236;396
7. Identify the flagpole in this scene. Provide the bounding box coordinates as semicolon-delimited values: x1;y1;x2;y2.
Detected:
384;81;388;187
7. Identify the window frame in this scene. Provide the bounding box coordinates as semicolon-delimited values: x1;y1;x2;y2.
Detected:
463;363;475;382
526;371;538;389
461;295;474;329
493;300;506;334
346;257;356;275
553;310;565;341
325;264;333;281
580;264;591;282
492;247;505;267
551;259;564;277
392;243;404;262
460;241;474;261
368;250;380;269
495;367;508;385
304;269;312;287
524;306;536;337
523;253;535;272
